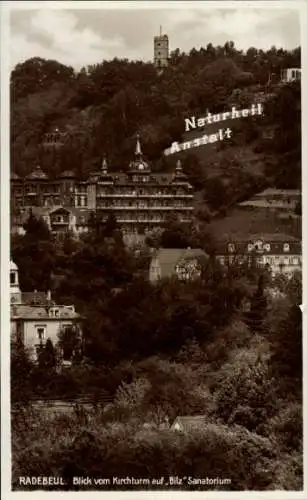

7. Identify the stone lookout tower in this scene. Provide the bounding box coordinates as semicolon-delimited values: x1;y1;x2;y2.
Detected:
154;26;169;69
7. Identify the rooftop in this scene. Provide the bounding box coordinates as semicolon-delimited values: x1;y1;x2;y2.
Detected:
216;232;300;243
10;260;18;271
152;248;208;278
11;304;80;320
26;166;48;180
171;416;209;431
254;188;300;197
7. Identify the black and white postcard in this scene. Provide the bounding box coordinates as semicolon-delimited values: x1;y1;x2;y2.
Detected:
1;0;305;497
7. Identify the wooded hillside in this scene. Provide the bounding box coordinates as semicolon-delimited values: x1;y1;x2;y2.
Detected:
11;42;301;196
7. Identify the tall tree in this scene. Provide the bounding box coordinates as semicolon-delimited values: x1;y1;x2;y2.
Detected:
12;213;56;292
246;274;268;332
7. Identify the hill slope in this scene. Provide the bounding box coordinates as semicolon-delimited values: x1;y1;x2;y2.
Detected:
11;44;301;215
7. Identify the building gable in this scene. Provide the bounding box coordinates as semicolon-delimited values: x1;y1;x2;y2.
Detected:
50;207;72;217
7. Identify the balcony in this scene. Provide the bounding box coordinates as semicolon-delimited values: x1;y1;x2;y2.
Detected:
117;219;163;223
51;220;69;226
96;193;193;198
116;217;193;224
97;206;194;211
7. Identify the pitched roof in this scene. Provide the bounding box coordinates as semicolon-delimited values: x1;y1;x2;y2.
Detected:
171;416;209;431
217;233;299;243
252;188;300;197
10;260;18;271
49;206;77;217
26;166;48;180
11;304;80;320
239;200;296;209
11;172;20;180
152;248;207;278
11;206;93;227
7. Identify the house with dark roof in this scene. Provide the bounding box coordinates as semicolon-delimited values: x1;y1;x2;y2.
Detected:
149;248;208;283
215;233;302;279
10;260;82;362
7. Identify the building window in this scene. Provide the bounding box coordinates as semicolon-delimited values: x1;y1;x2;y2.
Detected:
26;184;36;193
10;272;16;285
36;326;46;342
283;243;290;252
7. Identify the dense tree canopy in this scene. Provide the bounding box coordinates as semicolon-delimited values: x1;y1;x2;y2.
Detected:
12;212;56;291
11;44;301;191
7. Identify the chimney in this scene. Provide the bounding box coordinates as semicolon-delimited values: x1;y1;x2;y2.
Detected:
47;290;52;301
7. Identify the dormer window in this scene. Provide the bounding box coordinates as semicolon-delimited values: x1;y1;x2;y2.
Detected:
49;308;59;318
264;243;271;252
255;240;263;250
284;243;290;252
228;243;235;253
247;243;254;252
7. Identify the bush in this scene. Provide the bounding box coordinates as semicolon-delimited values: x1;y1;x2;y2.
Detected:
12;410;288;491
212;347;276;427
258;403;302;453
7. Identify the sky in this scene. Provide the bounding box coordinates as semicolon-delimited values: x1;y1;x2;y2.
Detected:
9;3;301;70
